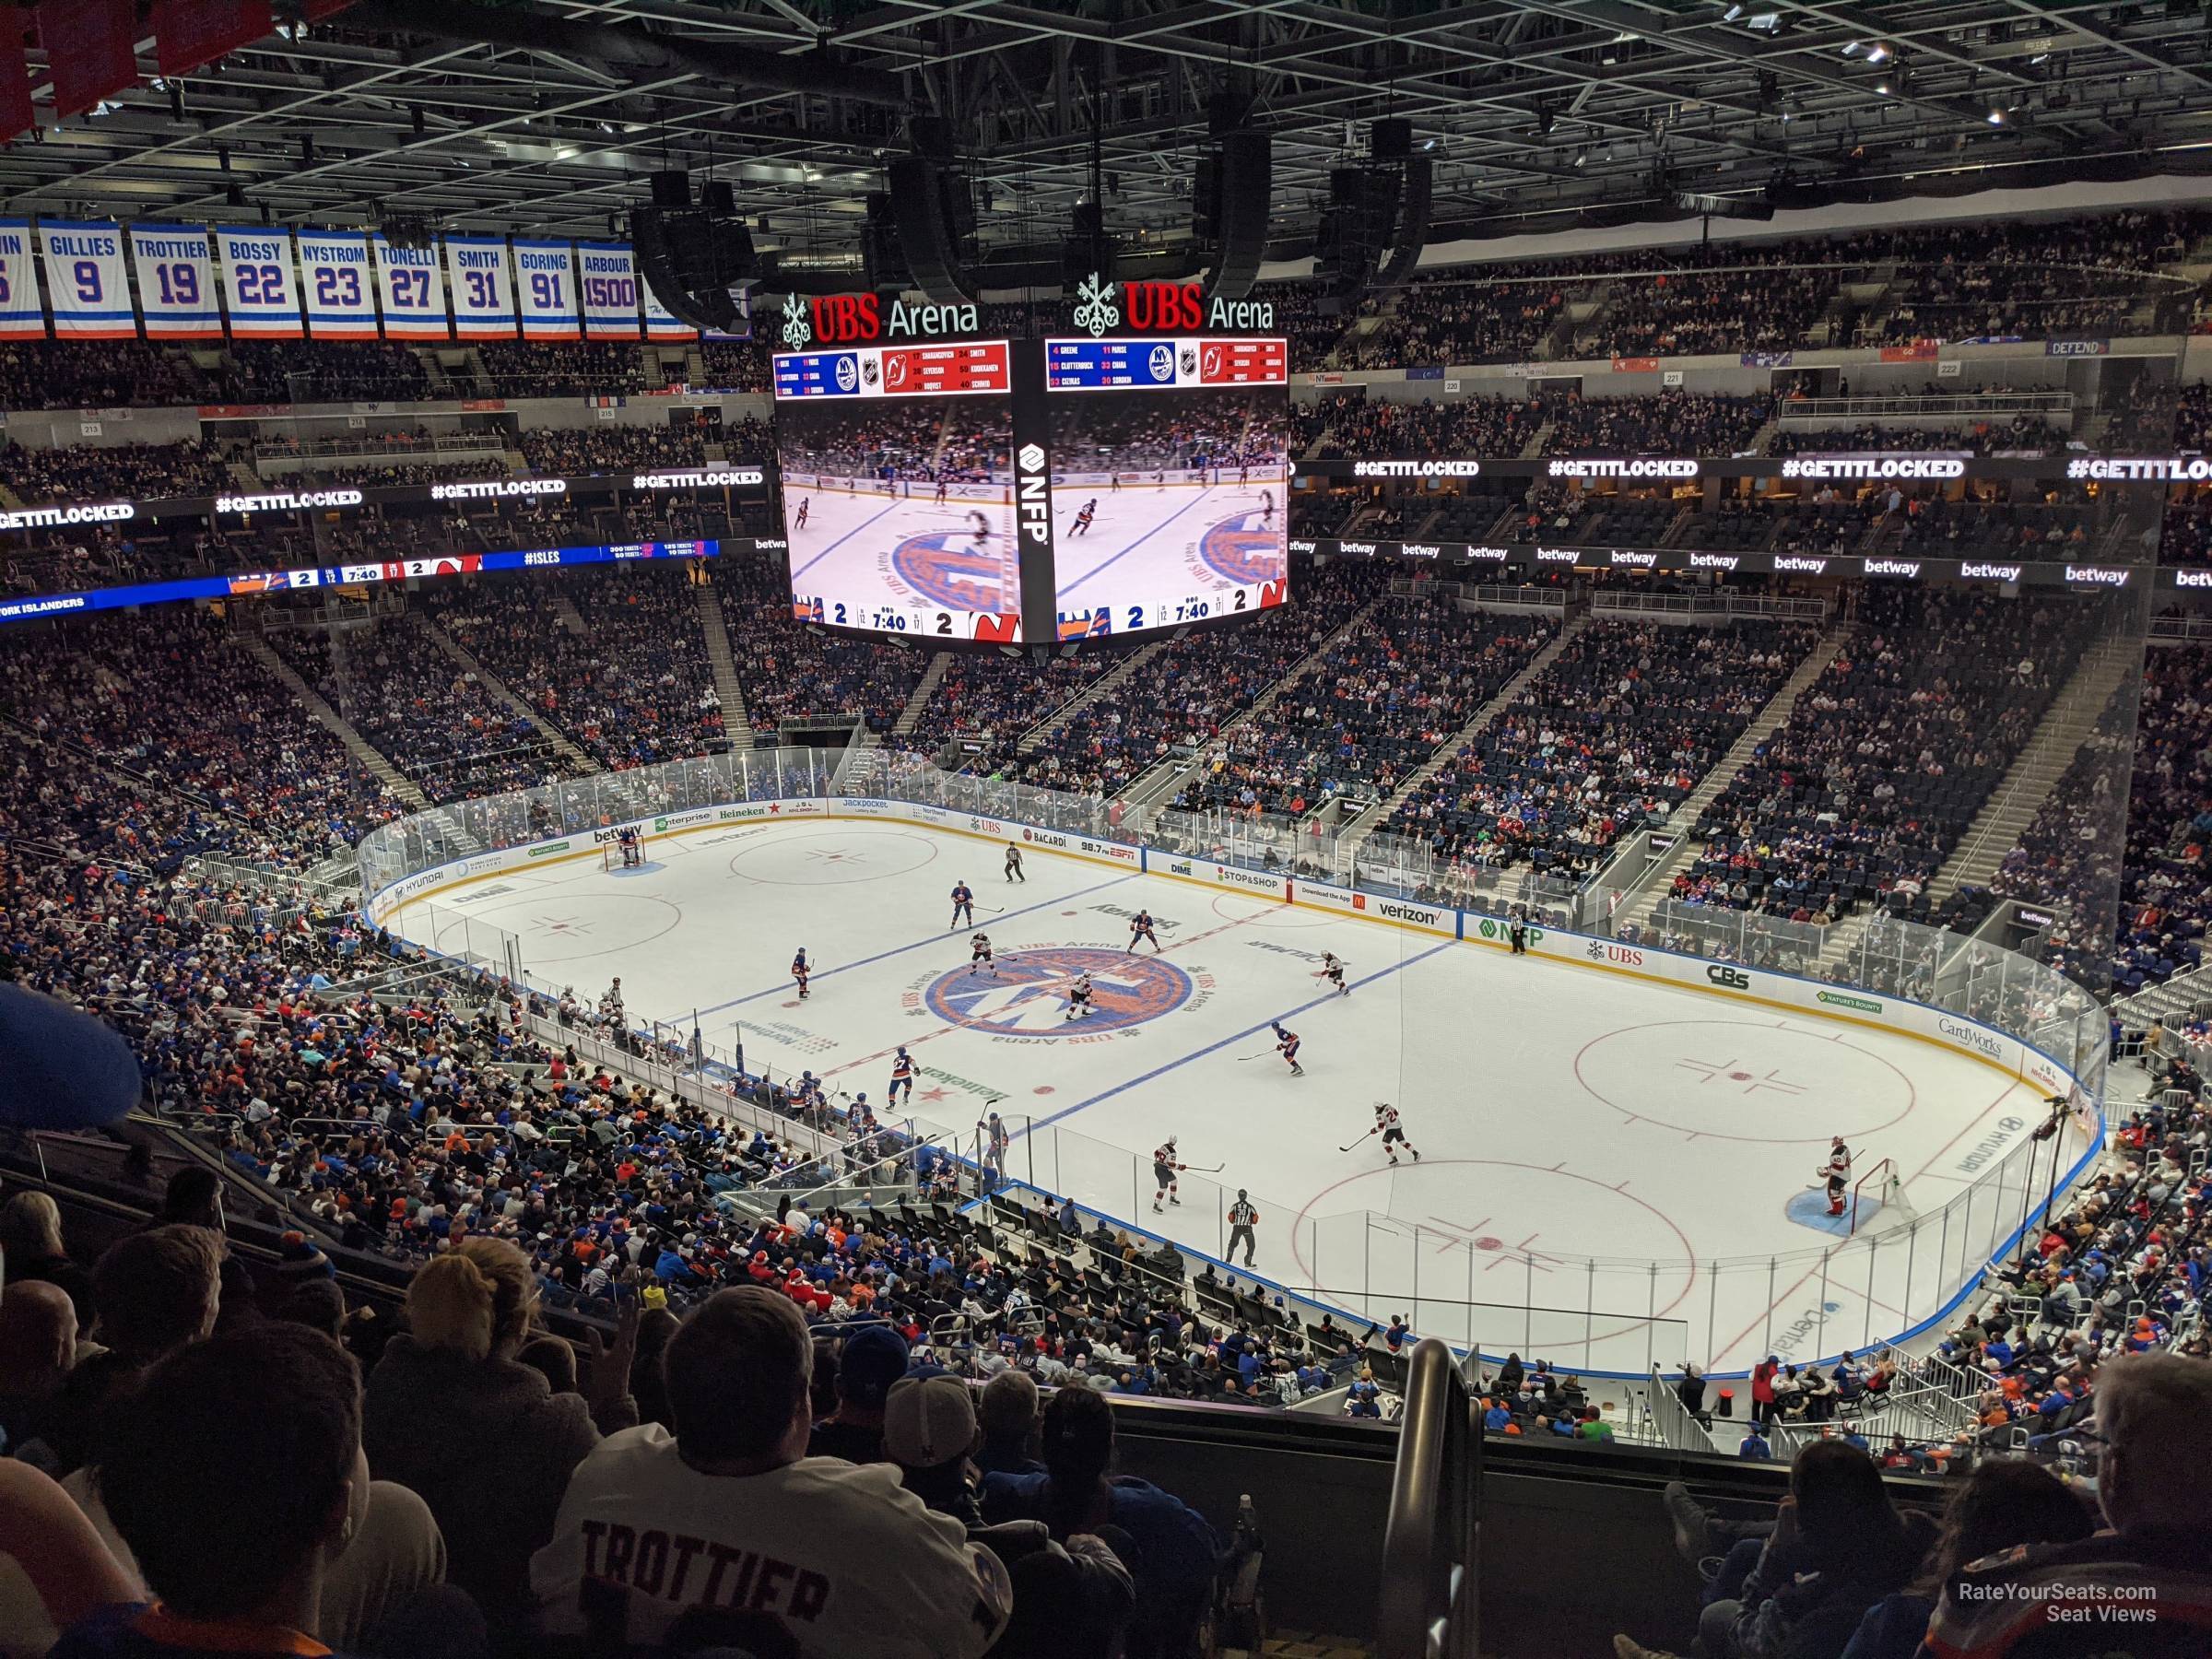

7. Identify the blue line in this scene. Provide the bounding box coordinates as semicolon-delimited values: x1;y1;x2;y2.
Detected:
790;495;910;581
1054;486;1216;599
1013;939;1455;1138
688;871;1139;1018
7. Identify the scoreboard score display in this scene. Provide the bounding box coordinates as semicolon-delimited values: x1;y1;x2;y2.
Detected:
1044;335;1290;641
772;339;1023;642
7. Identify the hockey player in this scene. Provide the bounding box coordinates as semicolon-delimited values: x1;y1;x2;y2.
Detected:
980;1110;1009;1183
1372;1102;1421;1165
950;881;975;928
1227;1190;1259;1268
1005;841;1025;883
934;477;948;505
969;510;992;547
1070;498;1098;536
1821;1136;1853;1218
888;1045;915;1107
1273;1021;1304;1077
1259;490;1275;527
969;931;998;978
1127;909;1161;953
790;947;811;1001
1319;952;1348;994
1152;1136;1184;1213
794;496;810;529
1064;971;1095;1021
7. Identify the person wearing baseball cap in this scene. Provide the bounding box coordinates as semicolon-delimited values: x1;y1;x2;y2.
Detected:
883;1373;982;1526
809;1324;910;1464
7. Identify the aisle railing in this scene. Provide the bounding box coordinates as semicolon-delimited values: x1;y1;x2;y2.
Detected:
1379;1337;1480;1659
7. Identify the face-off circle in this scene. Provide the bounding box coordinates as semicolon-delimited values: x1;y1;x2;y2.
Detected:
889;531;1008;611
1573;1018;1917;1142
924;947;1193;1037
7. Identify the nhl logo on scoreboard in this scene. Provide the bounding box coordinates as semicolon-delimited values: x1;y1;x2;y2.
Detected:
1179;346;1197;376
861;357;880;388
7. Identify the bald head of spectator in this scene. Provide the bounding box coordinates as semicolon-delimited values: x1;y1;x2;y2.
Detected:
90;1224;223;1364
2093;1351;2212;1533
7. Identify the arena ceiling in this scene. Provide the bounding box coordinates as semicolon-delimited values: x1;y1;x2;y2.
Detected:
5;1;2212;271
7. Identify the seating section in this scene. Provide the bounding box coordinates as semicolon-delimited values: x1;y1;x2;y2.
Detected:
2111;643;2212;995
1679;592;2082;924
1296;391;1540;460
2;438;236;501
717;555;925;738
1175;598;1555;817
429;568;726;770
517;423;709;473
1543;391;1770;455
206;340;431;402
1390;619;1819;882
466;340;654;397
904;653;1118;771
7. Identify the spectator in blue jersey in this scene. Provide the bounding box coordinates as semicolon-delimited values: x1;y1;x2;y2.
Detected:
982;1383;1223;1659
1738;1424;1772;1460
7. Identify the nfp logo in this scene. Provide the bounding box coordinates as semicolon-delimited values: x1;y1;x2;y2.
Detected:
924;947;1192;1037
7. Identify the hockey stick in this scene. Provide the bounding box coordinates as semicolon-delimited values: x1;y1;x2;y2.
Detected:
1183;1161;1226;1172
1337;1137;1369;1153
1235;1052;1273;1062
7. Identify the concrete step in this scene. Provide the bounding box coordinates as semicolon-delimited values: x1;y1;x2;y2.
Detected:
552;594;589;636
239;633;426;809
695;577;754;749
417;612;599;774
893;652;956;737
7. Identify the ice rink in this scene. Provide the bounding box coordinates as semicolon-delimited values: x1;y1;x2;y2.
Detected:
386;818;2067;1374
782;477;1018;634
1051;471;1288;628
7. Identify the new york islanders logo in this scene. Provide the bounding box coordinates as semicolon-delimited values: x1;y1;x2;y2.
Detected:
924;947;1192;1037
1198;513;1286;585
890;530;1009;611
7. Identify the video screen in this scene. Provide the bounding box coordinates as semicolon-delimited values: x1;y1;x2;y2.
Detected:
1045;336;1289;640
771;342;1020;642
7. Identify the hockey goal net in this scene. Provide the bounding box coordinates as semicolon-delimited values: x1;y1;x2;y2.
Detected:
1848;1157;1914;1235
602;841;644;873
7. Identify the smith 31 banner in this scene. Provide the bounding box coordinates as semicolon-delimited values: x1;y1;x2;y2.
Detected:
641;279;698;341
445;235;516;338
39;220;133;339
372;235;447;339
513;240;582;341
0;219;41;339
296;228;379;339
128;223;221;339
576;242;641;340
215;226;304;338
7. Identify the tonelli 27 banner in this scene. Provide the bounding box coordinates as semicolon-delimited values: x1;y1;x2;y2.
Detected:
39;220;133;339
296;229;379;339
0;220;41;339
372;235;448;339
576;242;641;340
129;224;221;339
215;227;304;338
513;241;582;341
446;236;516;339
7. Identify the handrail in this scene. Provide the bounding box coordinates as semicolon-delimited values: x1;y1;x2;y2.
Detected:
1777;392;2076;421
1378;1336;1480;1659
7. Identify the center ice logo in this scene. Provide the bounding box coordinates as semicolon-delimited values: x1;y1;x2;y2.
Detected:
1199;515;1287;585
924;947;1191;1036
891;531;1008;611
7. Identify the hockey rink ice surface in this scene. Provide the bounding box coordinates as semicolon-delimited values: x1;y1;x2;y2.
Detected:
785;483;1018;621
389;819;2060;1374
1051;475;1287;621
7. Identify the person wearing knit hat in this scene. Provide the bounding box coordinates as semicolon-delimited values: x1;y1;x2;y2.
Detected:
883;1374;982;1526
810;1324;910;1465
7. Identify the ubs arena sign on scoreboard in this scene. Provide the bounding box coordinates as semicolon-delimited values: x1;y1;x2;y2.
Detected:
771;340;1023;642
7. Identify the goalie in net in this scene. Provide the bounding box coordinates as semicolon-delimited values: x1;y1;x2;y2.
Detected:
606;826;644;870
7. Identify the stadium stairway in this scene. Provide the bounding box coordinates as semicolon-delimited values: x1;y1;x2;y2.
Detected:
415;610;600;774
892;652;955;739
238;632;427;809
1605;617;1858;941
693;574;754;748
1918;638;2143;915
1015;638;1171;757
1336;610;1588;863
1818;635;2141;972
1119;590;1393;826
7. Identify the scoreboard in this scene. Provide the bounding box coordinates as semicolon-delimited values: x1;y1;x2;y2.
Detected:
773;340;1011;400
1045;335;1288;391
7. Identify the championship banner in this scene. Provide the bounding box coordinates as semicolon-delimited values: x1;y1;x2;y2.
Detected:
39;220;133;339
445;236;517;339
0;219;42;339
576;241;641;340
214;226;304;338
513;240;581;341
371;235;447;339
641;280;698;341
129;223;221;338
296;228;379;339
